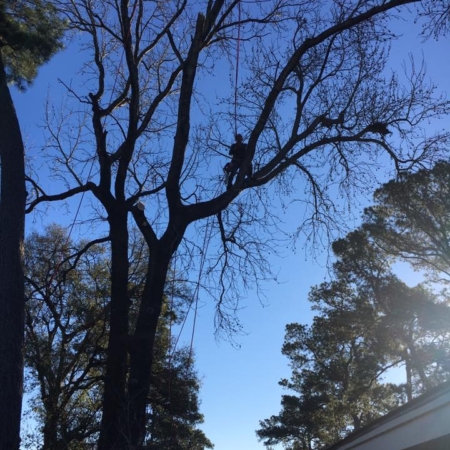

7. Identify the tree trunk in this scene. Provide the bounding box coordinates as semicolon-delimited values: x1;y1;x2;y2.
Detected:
98;209;131;450
127;245;173;447
407;336;430;391
98;216;183;449
404;349;413;401
0;54;26;450
42;408;62;450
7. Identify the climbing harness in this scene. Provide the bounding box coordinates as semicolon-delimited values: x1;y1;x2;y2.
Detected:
223;162;233;188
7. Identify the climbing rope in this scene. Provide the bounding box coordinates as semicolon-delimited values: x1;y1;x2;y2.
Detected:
166;212;215;446
170;213;215;359
234;0;242;135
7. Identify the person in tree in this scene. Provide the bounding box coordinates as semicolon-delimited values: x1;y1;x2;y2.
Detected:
225;133;253;190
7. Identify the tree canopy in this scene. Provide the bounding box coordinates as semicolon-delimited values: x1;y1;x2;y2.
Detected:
257;161;450;449
363;160;450;283
0;0;65;88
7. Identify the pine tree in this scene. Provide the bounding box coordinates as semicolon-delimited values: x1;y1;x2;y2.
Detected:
0;2;64;448
258;228;450;449
363;160;450;283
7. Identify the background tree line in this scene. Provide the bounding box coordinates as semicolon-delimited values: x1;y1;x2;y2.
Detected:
21;225;213;450
257;160;450;449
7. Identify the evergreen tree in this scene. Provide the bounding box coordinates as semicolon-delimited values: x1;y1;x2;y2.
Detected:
0;2;64;448
146;346;213;450
258;229;450;449
363;160;450;283
331;230;450;396
257;311;403;449
0;0;65;87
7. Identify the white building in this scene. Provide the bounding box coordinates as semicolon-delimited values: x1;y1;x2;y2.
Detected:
325;381;450;450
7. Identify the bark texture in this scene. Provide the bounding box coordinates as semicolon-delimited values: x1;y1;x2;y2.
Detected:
0;54;26;450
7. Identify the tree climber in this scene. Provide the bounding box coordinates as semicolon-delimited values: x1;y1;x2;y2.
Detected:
224;133;253;190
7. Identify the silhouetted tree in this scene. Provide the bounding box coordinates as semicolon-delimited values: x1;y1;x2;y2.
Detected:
363;161;450;283
25;1;450;447
258;229;450;449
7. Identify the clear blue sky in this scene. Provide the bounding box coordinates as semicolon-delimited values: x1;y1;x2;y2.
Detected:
12;9;449;450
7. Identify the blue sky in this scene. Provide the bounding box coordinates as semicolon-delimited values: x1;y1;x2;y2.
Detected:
13;7;450;450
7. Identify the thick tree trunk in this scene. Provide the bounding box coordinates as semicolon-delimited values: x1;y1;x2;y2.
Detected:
0;55;26;450
98;215;183;449
98;209;131;450
127;246;173;447
42;408;63;450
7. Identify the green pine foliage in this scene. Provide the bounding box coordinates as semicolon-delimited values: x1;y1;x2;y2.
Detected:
363;160;450;283
258;161;450;449
0;0;65;88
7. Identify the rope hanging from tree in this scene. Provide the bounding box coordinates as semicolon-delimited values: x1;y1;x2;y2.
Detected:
167;212;216;445
234;0;242;135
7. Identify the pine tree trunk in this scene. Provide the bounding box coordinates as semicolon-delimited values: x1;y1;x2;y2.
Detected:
0;54;26;450
407;336;430;391
404;349;413;401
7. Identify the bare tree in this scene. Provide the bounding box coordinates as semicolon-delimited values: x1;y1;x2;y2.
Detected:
417;2;450;38
26;0;450;448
